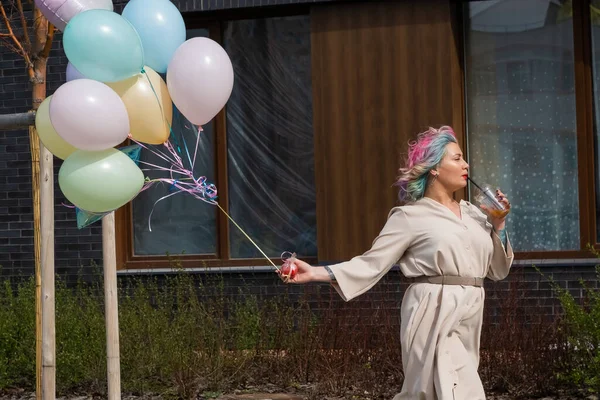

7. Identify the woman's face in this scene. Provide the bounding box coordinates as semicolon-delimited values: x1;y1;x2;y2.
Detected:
434;142;469;191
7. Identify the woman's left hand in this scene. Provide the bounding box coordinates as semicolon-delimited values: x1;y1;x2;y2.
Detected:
481;189;511;230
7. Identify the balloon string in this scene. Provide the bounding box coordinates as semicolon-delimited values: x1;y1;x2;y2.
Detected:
146;190;183;232
139;71;281;271
135;140;278;270
141;69;198;171
213;202;279;271
191;125;202;172
141;68;182;154
179;122;195;171
137;160;190;175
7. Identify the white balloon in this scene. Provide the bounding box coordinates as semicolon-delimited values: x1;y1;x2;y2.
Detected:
167;37;234;126
49;79;130;151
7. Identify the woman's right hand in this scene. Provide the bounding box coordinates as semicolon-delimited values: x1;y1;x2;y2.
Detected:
278;258;315;284
277;258;331;283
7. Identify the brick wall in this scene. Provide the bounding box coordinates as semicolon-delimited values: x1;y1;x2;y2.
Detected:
113;263;599;326
0;32;103;282
0;0;598;316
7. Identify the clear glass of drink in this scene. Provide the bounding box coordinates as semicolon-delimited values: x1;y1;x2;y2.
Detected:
472;182;509;219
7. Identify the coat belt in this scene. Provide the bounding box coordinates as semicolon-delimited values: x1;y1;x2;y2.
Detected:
410;276;484;287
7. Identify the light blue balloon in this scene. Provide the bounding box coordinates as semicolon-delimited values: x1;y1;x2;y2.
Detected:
122;0;186;74
63;9;144;83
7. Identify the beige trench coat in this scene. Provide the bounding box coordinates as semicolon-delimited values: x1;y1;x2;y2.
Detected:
327;197;514;400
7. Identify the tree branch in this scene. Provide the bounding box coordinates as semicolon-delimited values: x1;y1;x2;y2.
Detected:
0;3;35;80
16;0;31;53
40;23;54;59
1;37;21;54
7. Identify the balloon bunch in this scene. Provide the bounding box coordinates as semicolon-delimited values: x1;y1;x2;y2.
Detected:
33;0;234;228
35;0;290;277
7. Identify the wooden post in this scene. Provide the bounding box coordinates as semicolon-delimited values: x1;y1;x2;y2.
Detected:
40;142;55;400
32;10;55;397
31;10;55;400
29;125;43;400
0;4;54;399
102;212;121;400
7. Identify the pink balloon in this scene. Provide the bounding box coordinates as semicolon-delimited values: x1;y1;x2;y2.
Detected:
167;37;234;126
35;0;113;31
49;79;130;151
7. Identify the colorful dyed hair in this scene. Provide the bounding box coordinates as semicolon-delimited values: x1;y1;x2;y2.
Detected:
395;126;457;203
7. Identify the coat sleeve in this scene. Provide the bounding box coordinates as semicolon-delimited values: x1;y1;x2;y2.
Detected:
327;207;414;301
486;229;514;281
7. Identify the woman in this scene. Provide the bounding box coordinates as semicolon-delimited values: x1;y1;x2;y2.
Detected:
281;126;513;399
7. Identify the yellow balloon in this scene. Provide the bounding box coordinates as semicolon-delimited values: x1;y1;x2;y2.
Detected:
35;96;78;160
107;66;173;145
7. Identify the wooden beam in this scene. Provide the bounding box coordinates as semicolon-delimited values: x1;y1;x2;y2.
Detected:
311;0;464;261
102;212;121;400
40;143;55;400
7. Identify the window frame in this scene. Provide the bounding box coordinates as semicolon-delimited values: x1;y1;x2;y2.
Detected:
572;0;597;253
116;6;317;270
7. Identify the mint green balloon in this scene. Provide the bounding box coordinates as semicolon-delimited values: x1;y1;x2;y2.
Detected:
59;148;145;213
63;9;144;82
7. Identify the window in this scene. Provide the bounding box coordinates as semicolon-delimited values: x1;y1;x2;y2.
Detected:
121;15;315;268
506;61;532;97
591;0;600;242
465;0;579;252
223;17;316;259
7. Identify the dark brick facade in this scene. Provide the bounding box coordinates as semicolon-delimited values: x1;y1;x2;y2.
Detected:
0;0;598;317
